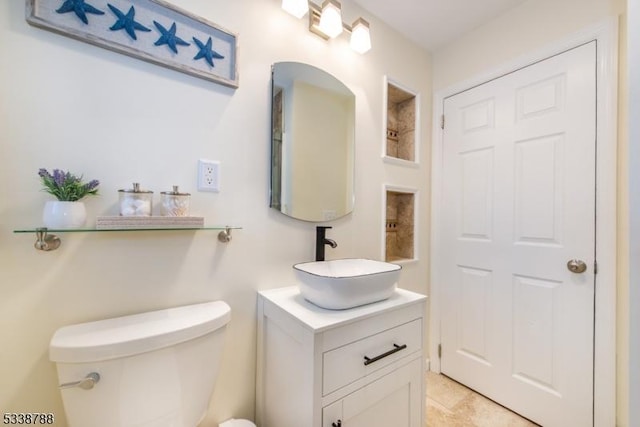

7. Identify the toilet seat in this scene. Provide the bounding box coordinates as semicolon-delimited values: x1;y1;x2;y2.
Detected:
219;419;256;427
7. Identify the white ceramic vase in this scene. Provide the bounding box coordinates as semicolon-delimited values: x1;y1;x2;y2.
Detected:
42;201;87;229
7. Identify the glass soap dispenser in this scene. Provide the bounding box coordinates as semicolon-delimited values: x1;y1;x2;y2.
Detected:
160;185;190;217
119;182;153;216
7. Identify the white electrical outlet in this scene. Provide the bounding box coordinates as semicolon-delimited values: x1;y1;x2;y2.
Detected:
198;159;220;192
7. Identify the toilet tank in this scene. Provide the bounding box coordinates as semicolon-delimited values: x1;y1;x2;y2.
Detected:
50;301;231;427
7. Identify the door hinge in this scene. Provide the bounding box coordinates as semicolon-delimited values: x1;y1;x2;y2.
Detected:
594;260;598;275
440;115;445;130
438;343;442;359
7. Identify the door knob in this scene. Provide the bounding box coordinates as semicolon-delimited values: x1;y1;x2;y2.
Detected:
567;259;587;274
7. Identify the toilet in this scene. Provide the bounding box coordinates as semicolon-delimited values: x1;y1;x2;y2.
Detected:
49;301;253;427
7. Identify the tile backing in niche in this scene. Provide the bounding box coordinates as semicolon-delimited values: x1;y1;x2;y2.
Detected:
386;82;417;162
397;97;416;161
385;191;414;261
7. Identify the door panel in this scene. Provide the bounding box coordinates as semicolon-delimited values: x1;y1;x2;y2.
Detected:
513;134;564;244
512;274;561;395
460;147;494;240
322;359;422;427
440;42;596;427
458;266;492;365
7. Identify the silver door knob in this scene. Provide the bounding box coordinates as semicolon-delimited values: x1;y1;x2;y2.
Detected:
567;259;587;274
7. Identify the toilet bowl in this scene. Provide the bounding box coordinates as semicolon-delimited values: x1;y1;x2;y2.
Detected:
49;301;231;427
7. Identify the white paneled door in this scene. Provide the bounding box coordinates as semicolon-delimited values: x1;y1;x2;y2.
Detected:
440;42;596;427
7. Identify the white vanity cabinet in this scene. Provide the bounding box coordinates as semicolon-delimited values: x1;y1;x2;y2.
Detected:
256;286;427;427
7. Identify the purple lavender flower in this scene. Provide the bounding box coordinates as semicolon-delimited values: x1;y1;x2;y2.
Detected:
53;169;66;188
84;179;100;195
38;168;100;201
38;168;52;179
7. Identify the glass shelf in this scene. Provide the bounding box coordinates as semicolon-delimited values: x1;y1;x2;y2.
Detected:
14;226;241;233
14;226;241;251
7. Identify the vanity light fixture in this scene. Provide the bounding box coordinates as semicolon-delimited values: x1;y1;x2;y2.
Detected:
281;0;372;54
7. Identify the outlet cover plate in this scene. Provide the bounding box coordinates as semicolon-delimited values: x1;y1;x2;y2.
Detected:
198;159;220;192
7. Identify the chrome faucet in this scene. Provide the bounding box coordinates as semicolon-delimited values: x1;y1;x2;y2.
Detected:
316;226;337;261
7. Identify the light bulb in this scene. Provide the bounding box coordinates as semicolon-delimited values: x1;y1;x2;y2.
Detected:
350;18;371;54
318;0;343;39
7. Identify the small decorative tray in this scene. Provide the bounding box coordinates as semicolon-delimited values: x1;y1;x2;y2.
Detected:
96;216;205;230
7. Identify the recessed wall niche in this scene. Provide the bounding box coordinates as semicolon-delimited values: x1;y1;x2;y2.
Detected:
385;188;416;262
384;78;419;164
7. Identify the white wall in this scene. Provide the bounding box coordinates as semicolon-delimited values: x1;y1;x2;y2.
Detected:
432;0;628;424
0;1;431;425
627;0;639;425
433;0;624;89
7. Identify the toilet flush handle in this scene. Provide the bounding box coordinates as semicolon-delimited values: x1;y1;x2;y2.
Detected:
59;372;100;390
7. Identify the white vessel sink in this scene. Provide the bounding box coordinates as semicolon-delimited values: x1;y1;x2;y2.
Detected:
293;258;402;310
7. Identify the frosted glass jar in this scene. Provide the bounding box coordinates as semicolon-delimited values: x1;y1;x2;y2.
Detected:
119;183;153;216
160;186;190;217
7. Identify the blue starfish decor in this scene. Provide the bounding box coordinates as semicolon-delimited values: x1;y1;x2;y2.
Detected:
56;0;104;25
193;36;224;67
31;0;238;87
107;4;150;40
153;21;190;54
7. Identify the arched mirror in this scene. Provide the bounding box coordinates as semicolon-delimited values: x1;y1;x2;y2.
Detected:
270;62;355;222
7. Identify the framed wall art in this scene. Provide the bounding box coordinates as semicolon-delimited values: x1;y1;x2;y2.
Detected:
26;0;239;88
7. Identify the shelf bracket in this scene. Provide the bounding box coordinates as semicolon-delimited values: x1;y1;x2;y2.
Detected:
218;227;233;243
34;228;61;251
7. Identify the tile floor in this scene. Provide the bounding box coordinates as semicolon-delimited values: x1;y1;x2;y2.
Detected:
425;372;540;427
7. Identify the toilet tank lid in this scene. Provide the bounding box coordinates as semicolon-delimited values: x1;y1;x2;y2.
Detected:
49;301;231;363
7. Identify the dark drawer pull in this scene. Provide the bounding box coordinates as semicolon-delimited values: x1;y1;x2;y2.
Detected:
332;421;342;427
363;343;407;366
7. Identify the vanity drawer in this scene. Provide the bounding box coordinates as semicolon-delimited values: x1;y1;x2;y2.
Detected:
322;318;422;395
